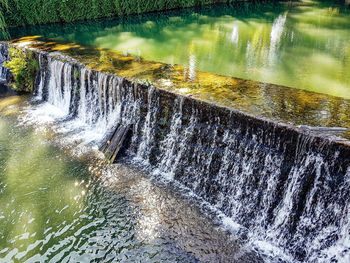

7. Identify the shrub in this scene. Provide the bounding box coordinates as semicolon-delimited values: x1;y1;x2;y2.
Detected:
4;47;39;92
0;0;239;28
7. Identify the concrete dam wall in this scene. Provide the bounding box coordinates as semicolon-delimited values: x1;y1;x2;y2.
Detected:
1;37;350;262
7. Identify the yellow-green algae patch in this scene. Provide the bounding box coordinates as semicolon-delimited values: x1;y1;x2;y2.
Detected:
8;36;350;141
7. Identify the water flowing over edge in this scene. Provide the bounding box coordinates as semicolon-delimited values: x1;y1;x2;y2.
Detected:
1;43;350;262
0;44;10;83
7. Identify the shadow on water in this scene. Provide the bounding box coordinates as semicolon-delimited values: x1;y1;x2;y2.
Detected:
0;83;16;97
0;1;287;40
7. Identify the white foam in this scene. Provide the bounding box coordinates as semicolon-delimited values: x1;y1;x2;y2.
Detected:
19;101;104;157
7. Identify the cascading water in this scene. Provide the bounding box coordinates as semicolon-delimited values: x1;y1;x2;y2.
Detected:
1;45;349;262
47;60;70;114
35;53;45;100
136;86;158;163
32;54;132;144
0;44;10;82
0;66;7;82
154;96;185;180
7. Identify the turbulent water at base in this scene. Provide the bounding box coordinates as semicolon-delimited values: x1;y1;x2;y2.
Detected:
0;84;245;262
0;45;347;262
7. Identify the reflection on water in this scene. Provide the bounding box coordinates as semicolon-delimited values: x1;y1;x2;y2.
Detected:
2;0;350;98
0;87;242;262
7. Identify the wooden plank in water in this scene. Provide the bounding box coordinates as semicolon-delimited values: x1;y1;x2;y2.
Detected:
99;123;120;152
104;124;131;163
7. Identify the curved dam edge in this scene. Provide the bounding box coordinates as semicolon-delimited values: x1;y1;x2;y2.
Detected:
6;36;350;140
1;39;350;262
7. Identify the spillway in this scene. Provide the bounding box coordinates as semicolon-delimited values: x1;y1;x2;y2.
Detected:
1;39;350;262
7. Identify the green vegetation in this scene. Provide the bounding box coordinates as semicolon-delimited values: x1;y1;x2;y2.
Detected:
0;1;9;39
137;78;152;87
4;47;39;92
0;0;238;28
74;67;79;80
74;68;80;94
99;50;110;64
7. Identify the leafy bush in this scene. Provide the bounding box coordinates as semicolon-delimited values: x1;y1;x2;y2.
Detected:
4;47;39;92
0;0;239;28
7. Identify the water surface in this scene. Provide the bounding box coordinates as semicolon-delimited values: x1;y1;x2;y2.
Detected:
3;0;350;98
0;86;241;262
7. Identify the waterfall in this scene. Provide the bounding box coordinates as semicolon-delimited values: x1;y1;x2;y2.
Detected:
153;96;185;180
31;52;140;144
47;60;68;113
0;67;6;82
1;44;349;262
136;86;158;163
0;43;10;82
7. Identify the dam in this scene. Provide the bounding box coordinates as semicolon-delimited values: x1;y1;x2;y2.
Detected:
0;1;349;262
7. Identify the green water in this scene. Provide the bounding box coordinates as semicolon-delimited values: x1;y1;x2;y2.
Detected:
0;86;238;262
3;0;350;98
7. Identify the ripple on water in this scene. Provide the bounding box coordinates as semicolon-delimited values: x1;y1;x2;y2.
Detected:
0;95;242;263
